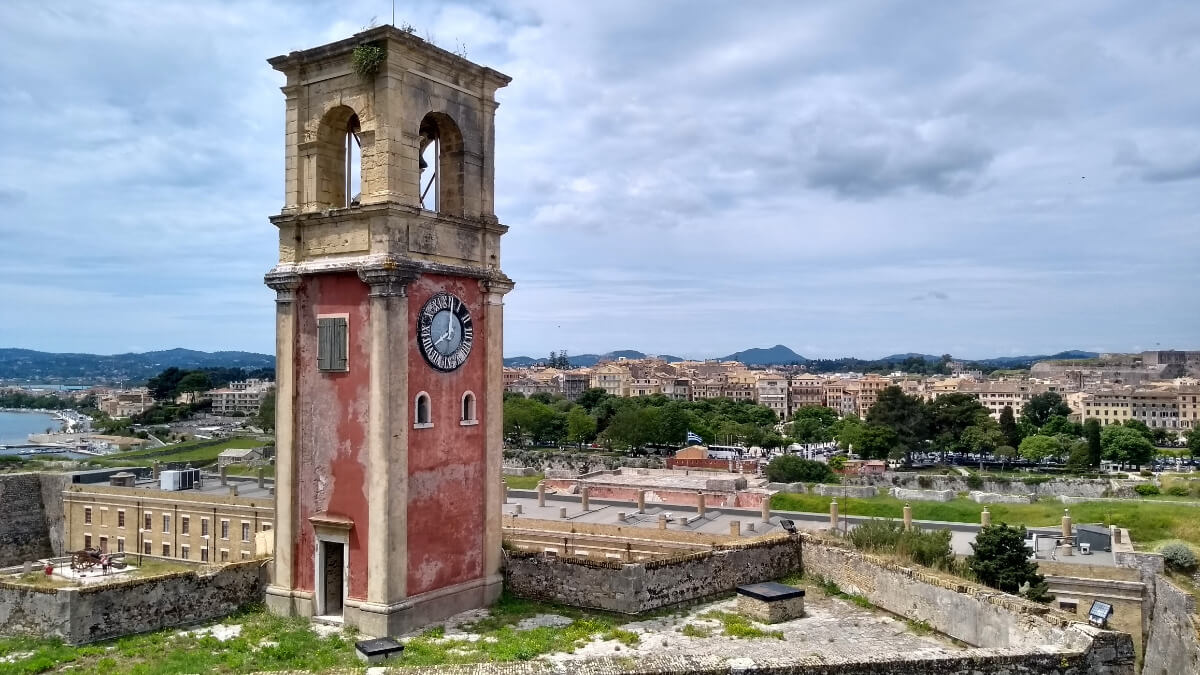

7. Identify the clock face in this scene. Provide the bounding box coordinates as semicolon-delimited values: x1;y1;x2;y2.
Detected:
417;292;473;372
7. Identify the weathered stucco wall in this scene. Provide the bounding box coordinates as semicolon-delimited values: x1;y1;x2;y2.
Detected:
1141;576;1200;675
801;537;1135;674
0;473;54;566
406;273;488;597
293;272;372;599
504;535;803;614
0;560;267;645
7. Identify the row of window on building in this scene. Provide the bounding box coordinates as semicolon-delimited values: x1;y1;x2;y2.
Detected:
80;533;251;563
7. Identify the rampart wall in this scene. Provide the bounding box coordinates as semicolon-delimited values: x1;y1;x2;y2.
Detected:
0;559;267;644
1142;575;1200;675
504;535;802;614
0;473;55;566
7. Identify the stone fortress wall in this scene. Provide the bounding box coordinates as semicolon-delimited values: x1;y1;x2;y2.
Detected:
0;559;267;645
0;473;56;567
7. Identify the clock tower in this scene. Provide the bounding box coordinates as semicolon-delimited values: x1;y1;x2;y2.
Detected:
262;26;512;637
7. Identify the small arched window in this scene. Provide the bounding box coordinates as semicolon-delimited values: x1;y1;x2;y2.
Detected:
414;392;432;428
461;391;477;426
418;112;464;216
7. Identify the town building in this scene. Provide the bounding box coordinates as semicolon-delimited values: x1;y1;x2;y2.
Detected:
63;470;273;564
754;374;788;419
208;379;275;416
98;388;154;418
786;374;824;416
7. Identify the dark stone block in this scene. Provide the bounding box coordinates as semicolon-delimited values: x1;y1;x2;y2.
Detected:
736;582;805;602
355;637;404;664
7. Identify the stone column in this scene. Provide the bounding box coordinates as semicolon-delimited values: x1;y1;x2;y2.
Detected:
580;486;590;511
559;507;568;519
637;490;646;513
264;271;300;602
903;503;913;531
481;280;513;583
658;514;668;530
1059;509;1074;556
536;482;546;507
761;498;771;523
513;504;522;515
829;499;839;530
697;492;706;517
258;467;266;489
359;265;413;605
730;521;741;537
981;507;991;527
503;485;509;504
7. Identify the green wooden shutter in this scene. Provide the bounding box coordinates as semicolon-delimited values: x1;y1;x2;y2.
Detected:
332;318;348;371
317;318;333;371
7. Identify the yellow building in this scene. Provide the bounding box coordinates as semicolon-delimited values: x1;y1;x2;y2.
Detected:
64;472;274;564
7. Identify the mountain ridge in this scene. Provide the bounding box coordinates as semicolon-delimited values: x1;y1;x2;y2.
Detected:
0;348;276;383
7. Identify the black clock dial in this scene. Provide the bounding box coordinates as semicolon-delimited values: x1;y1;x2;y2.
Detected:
418;292;473;372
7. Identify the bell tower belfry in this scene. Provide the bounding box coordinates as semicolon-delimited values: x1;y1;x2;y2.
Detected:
262;26;512;637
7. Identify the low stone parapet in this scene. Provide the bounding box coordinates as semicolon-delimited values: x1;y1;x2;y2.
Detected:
889;487;955;502
968;491;1034;504
811;484;877;498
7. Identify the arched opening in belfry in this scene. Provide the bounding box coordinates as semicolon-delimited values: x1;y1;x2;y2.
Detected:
418;112;465;216
314;105;364;209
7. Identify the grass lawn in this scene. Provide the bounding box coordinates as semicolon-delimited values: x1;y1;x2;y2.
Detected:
0;593;648;674
503;473;545;490
89;437;266;468
771;492;1200;550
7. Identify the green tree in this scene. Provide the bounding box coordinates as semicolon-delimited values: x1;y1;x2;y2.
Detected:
961;418;1004;455
833;413;864;450
256;389;276;432
1101;425;1155;467
575;388;609;412
789;406;838;443
857;424;898;460
1040;415;1079;437
927;393;990;457
765;455;838;484
176;371;213;396
998;405;1023;448
828;454;848;471
1020;392;1071;429
565;405;597;447
1084;419;1102;467
1018;434;1061;463
1188;428;1200;460
866;386;926;463
968;524;1052;601
1066;440;1091;471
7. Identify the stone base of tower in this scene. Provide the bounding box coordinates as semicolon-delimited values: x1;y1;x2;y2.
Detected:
264;585;315;618
345;574;504;638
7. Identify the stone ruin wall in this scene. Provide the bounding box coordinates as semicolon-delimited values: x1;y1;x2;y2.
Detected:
504;535;802;614
1141;575;1200;675
0;473;55;567
0;559;267;645
800;536;1135;675
503;449;664;475
842;472;1138;499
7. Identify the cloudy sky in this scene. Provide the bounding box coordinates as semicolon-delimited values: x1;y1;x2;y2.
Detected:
1;1;1197;360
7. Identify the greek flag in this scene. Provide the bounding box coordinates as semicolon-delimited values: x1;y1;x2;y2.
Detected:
686;431;703;444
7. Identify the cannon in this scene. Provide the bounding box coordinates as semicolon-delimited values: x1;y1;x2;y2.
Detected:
69;548;127;571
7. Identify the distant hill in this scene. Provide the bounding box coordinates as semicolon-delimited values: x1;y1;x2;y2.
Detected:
0;348;275;383
720;345;807;366
969;350;1099;369
878;353;941;362
502;350;683;368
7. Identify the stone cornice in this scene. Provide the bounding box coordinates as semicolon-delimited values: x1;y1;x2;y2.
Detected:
358;262;418;297
267;255;510;286
263;271;302;304
269;202;509;236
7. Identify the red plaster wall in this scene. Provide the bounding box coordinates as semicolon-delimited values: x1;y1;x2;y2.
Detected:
406;273;487;596
292;273;371;599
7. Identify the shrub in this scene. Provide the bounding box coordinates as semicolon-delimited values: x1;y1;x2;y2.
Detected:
1134;484;1161;497
849;519;902;552
898;528;955;570
965;473;984;490
765;456;838;484
917;475;933;489
1160;541;1199;574
1166;485;1190;497
1139;469;1154;478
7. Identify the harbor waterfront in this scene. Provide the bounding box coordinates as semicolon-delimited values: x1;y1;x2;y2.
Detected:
0;409;65;446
